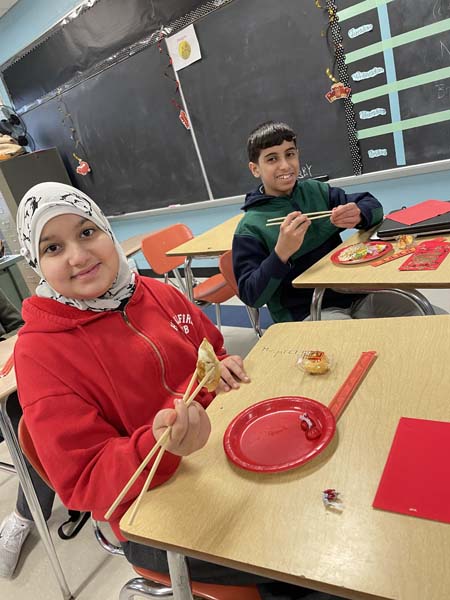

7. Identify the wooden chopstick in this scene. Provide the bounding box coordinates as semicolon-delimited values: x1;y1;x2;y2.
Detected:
104;367;212;521
266;210;332;222
0;354;14;378
266;213;332;226
126;365;215;525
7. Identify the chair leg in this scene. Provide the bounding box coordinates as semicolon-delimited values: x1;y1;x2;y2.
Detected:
215;304;222;331
91;519;124;556
119;576;174;599
245;306;263;337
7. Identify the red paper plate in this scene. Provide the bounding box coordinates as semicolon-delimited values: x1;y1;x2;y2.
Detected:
331;241;393;265
223;396;336;472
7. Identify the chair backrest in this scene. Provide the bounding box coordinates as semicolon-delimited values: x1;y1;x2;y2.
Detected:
218;250;239;296
18;418;53;489
141;224;194;275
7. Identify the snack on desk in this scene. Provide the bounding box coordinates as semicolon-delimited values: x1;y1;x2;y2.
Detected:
297;351;331;375
196;338;221;391
395;234;416;251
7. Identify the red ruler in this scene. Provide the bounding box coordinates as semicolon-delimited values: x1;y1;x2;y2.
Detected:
328;351;377;420
370;248;415;267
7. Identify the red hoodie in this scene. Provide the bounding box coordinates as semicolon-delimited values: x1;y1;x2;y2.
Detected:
14;275;226;540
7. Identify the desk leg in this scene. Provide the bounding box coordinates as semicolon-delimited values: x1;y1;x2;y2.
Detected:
6;266;25;301
167;551;194;600
0;403;73;600
336;288;435;316
310;288;325;321
184;257;194;303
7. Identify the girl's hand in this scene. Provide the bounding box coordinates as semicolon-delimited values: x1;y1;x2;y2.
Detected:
330;203;361;229
216;355;250;393
153;400;211;456
275;211;311;263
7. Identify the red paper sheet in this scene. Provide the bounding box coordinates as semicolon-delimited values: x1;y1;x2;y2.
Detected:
388;200;450;226
373;417;450;523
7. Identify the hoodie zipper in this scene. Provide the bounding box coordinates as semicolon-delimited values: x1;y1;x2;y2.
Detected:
122;308;183;398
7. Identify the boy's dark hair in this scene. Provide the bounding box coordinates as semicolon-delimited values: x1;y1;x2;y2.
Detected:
247;121;297;163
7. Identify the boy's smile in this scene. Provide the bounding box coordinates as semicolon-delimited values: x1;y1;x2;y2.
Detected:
39;213;119;299
249;139;300;197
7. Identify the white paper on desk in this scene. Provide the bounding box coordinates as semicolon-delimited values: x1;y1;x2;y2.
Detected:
166;24;202;71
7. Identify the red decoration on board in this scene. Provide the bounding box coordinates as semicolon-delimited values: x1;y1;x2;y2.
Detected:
73;153;91;176
325;81;351;103
76;160;91;176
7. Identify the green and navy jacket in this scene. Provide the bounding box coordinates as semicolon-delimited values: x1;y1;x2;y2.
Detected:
232;179;383;322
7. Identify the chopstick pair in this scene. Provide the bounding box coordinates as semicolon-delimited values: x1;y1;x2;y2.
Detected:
0;354;14;378
266;211;332;227
104;366;214;524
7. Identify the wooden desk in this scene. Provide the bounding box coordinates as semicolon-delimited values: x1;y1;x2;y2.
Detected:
121;316;450;600
165;214;242;301
120;233;149;258
165;214;242;258
0;337;72;600
291;230;449;318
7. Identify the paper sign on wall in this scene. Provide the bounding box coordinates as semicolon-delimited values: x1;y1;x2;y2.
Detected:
166;24;202;71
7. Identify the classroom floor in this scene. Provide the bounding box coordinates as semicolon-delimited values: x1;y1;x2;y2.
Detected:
1;289;449;600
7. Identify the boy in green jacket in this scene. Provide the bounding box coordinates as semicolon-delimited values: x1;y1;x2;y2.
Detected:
233;121;443;322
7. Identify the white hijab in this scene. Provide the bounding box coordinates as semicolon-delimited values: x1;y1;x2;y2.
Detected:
17;182;135;311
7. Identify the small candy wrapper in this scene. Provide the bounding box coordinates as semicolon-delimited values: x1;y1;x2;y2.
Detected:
394;234;417;251
299;413;322;440
297;351;332;375
322;488;344;511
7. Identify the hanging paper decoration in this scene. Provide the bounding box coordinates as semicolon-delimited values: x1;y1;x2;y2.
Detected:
157;29;191;129
171;100;190;130
165;24;202;72
325;68;351;102
57;92;92;175
316;0;362;176
73;153;91;175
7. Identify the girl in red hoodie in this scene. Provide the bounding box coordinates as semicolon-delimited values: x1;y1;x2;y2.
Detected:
15;182;342;599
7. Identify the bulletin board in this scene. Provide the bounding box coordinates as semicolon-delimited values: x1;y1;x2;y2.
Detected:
339;0;450;173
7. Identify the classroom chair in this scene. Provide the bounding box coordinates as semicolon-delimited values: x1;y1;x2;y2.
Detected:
141;224;235;330
219;250;263;338
18;418;261;600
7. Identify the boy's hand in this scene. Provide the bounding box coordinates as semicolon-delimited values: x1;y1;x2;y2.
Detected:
330;203;361;229
153;400;211;456
275;211;311;263
216;355;250;393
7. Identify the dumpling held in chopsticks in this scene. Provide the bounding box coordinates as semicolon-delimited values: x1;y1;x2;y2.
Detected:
196;338;221;392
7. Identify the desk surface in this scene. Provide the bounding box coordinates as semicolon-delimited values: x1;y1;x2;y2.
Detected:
120;234;148;258
0;335;17;403
166;214;242;257
292;230;450;289
121;316;450;600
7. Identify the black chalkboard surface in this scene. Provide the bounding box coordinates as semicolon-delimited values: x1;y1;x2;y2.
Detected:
2;0;353;215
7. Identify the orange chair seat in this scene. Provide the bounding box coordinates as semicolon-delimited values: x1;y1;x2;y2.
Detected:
133;565;261;600
193;274;234;305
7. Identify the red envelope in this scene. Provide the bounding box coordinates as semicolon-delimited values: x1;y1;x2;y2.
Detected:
388;200;450;225
373;417;450;523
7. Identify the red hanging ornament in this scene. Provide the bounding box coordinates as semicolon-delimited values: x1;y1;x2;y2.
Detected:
73;153;91;176
178;109;190;130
